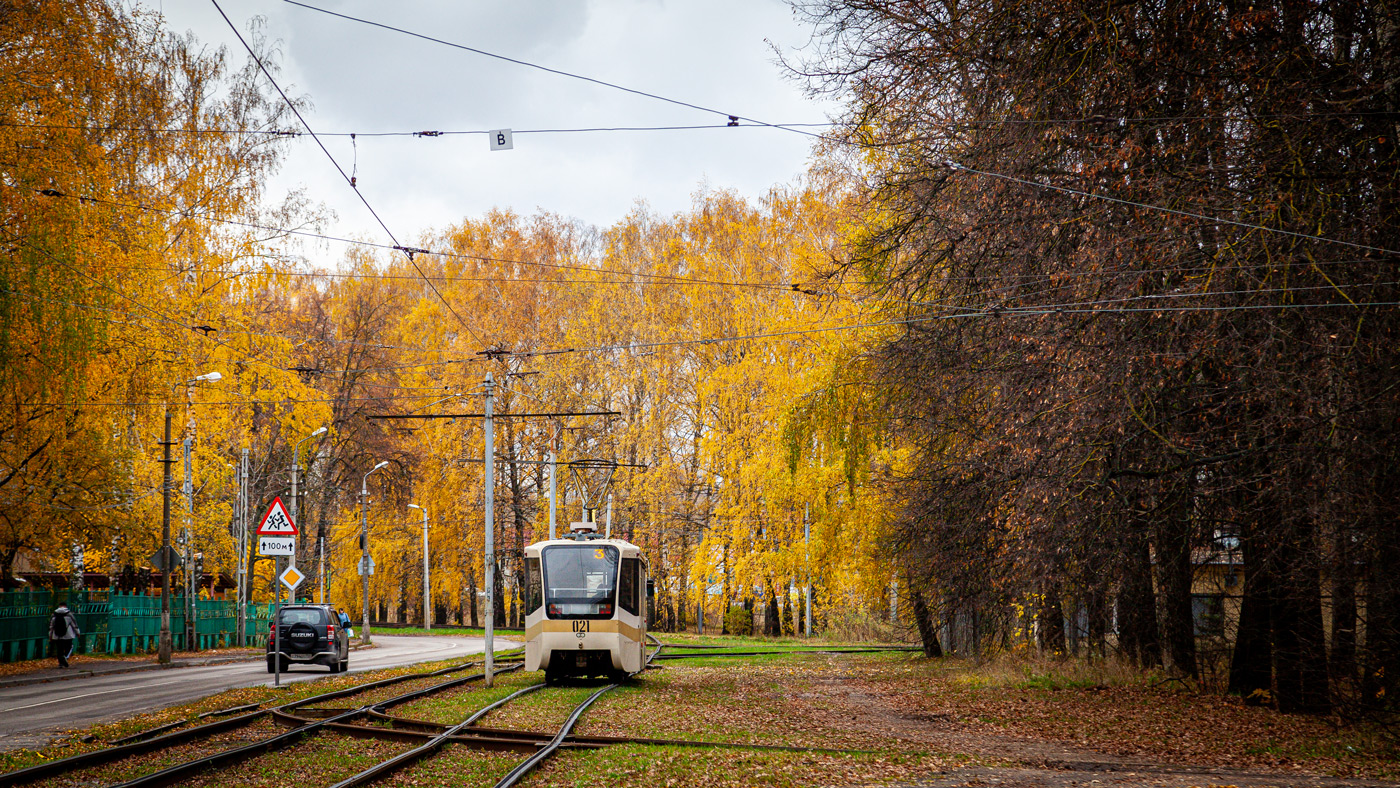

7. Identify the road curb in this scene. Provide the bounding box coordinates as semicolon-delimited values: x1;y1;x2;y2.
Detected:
0;656;261;689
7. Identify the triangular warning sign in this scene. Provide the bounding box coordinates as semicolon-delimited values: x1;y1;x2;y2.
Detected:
257;496;297;535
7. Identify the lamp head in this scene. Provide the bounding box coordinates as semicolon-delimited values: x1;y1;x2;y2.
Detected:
373;461;389;472
407;503;422;511
193;371;222;383
311;427;327;437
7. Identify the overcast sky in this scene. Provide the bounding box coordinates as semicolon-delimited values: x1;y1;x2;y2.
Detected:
149;0;838;262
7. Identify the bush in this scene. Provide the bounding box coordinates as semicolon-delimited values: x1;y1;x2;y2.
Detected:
724;605;753;636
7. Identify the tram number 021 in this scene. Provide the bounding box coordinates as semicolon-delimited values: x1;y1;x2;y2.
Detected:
572;620;589;638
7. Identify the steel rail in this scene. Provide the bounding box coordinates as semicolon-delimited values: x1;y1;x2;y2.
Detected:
327;683;546;787
486;629;666;788
0;657;486;788
492;683;617;788
107;663;520;788
107;701;265;746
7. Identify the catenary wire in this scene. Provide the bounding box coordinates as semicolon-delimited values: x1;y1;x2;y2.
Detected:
211;0;488;353
25;185;820;295
0;121;837;136
273;3;1391;261
944;161;1400;257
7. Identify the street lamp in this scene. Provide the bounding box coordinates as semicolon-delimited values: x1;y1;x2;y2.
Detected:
407;503;430;630
291;426;327;599
159;370;221;664
360;460;389;645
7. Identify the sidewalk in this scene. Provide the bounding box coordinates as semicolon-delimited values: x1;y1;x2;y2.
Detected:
0;652;262;689
0;641;382;689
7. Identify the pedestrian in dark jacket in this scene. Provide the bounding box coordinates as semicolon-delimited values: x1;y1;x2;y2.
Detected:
49;604;81;668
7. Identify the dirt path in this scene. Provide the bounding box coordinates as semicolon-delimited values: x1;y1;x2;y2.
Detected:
808;667;1398;788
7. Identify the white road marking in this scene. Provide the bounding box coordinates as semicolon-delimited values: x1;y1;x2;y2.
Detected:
1;679;183;712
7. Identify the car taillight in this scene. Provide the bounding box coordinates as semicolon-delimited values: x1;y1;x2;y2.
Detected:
327;623;336;639
599;603;612;616
547;603;560;616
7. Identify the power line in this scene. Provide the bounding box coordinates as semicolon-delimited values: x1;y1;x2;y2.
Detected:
285;1;769;128
212;0;487;352
501;298;1400;359
944;161;1400;257
0;121;836;137
26;186;821;295
274;3;1387;260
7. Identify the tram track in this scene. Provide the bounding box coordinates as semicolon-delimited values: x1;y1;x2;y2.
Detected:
315;634;875;788
0;656;513;788
5;638;897;788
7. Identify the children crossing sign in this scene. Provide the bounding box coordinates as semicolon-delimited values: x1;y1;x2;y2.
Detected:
257;496;297;556
257;497;297;535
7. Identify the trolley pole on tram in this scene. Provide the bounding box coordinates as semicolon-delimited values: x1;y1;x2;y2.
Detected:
483;372;495;687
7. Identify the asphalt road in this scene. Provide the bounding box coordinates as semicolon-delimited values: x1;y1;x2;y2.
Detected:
0;635;516;752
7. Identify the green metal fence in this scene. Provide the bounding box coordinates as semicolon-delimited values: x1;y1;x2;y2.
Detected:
0;590;271;662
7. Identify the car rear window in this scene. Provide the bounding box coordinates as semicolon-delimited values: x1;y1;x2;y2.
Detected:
278;608;327;625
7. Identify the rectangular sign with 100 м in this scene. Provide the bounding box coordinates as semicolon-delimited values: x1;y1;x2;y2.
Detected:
259;536;294;556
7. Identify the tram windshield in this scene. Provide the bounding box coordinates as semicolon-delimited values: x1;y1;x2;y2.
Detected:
541;544;619;619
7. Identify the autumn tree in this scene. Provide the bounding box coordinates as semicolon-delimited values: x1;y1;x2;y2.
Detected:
794;0;1400;715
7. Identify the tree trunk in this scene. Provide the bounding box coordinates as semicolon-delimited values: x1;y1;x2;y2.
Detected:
911;589;943;658
1229;526;1273;697
1118;531;1160;667
1037;586;1064;655
1272;515;1330;713
1153;513;1198;677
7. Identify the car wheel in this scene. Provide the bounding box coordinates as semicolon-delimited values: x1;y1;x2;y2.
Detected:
339;658;348;673
266;656;275;674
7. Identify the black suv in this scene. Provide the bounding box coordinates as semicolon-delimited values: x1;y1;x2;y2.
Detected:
266;604;349;673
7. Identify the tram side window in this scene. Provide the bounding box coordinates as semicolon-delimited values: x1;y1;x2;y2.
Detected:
619;558;639;615
526;557;542;612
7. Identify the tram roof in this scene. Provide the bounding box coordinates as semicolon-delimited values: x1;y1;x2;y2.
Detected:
525;537;643;557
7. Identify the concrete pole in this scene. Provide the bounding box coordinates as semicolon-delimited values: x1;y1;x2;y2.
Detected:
290;453;298;570
605;494;612;539
361;460;388;645
184;438;194;650
548;450;557;540
804;504;812;637
158;409;173;663
236;448;247;647
484;372;495;687
361;480;370;645
319;536;326;604
421;509;430;629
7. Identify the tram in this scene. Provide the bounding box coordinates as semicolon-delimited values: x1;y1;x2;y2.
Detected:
524;518;648;683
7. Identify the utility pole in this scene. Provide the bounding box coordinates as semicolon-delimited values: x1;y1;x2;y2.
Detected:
804;503;812;637
158;409;174;663
548;448;557;540
408;504;430;629
483;372;495;687
361;460;388;645
159;371;220;661
183;438;195;651
236;448;248;646
292;427;326;593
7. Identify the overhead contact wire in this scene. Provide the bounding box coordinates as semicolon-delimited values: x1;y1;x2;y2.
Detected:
211;0;488;352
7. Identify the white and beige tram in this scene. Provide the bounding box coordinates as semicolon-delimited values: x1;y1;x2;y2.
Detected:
524;523;648;682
